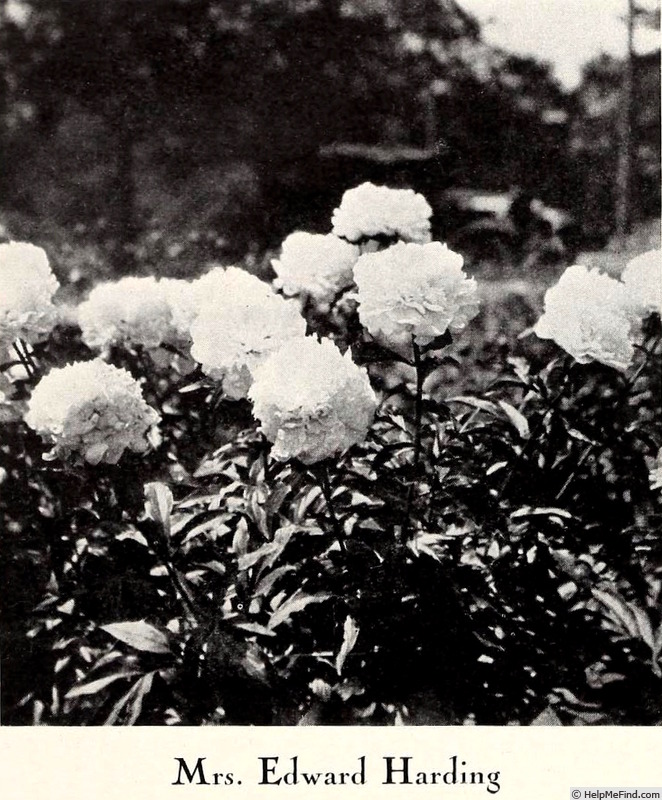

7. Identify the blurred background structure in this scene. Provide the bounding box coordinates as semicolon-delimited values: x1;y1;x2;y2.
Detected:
0;0;659;282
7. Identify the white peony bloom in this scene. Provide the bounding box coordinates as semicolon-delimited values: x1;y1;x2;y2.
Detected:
78;277;174;352
0;242;60;350
331;182;433;244
156;268;274;347
190;290;307;399
272;232;359;306
649;449;662;494
352;241;480;359
25;359;160;464
621;249;661;320
193;265;274;306
534;264;634;371
249;337;377;464
159;278;199;345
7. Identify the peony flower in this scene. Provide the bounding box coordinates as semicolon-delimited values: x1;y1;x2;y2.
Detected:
331;182;433;244
156;268;274;348
193;265;274;306
271;232;359;307
190;289;307;399
534;264;634;371
25;359;160;464
249;337;377;464
352;241;480;359
159;278;199;346
78;277;174;352
649;448;662;495
0;241;60;350
621;249;661;321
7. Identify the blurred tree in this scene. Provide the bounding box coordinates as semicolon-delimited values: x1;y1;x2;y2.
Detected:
569;40;660;245
1;0;485;258
1;0;577;264
1;0;223;269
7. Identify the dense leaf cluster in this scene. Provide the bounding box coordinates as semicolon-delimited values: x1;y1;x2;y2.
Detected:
2;288;660;726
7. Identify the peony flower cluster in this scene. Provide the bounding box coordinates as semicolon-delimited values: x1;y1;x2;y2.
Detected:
78;276;175;352
534;264;635;371
621;249;661;320
0;242;60;352
249;337;377;464
190;274;307;399
25;359;160;465
272;232;359;308
352;241;480;359
331;182;433;245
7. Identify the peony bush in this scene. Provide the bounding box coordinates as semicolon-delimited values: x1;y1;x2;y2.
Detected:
1;191;661;727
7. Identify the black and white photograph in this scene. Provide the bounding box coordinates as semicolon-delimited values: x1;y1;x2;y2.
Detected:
0;0;660;733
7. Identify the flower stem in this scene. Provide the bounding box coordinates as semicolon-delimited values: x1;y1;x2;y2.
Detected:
555;442;595;501
412;339;425;475
260;432;271;483
402;338;425;540
141;520;200;624
13;341;34;380
164;561;200;624
19;339;39;372
626;333;661;394
318;463;347;555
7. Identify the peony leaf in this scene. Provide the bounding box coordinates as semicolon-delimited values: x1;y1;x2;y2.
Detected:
497;400;530;439
336;616;360;676
629;605;656;651
594;589;657;654
309;678;333;702
592;589;642;641
234;621;277;637
292;485;323;522
371;441;415;474
231;518;250;557
530;707;563;726
179;379;208;394
268;591;332;630
65;670;141;699
237;527;293;572
566;426;599;446
510;507;574;522
418;329;453;354
104;672;155;726
407;531;446;562
101;621;172;655
449;395;501;415
254;564;298;598
144;482;173;537
125;671;155;725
